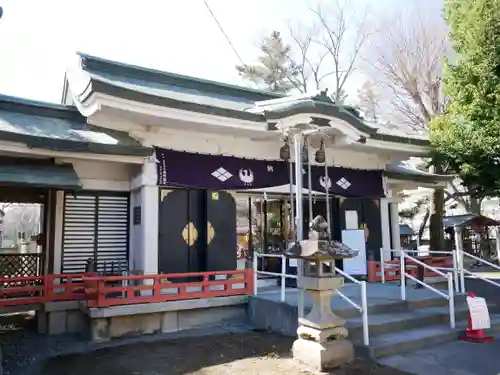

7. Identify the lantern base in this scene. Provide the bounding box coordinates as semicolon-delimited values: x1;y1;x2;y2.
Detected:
292;337;354;372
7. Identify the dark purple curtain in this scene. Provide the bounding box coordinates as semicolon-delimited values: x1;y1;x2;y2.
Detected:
155;147;385;198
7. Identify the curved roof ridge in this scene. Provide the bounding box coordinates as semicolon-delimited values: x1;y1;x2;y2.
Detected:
77;52;284;102
0;94;81;120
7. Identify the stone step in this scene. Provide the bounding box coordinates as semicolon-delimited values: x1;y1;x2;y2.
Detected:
335;293;466;320
360;314;500;359
347;304;470;341
379;354;475;375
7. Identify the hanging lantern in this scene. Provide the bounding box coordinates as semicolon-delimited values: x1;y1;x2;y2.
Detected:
315;139;326;163
301;143;309;164
279;139;290;160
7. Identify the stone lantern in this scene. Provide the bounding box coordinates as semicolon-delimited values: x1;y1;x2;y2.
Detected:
285;215;359;372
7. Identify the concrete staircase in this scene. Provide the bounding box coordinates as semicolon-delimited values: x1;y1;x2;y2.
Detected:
344;295;500;359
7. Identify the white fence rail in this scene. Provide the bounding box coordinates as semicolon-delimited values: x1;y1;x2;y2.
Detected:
252;253;297;302
460;251;500;293
253;253;369;346
334;266;369;346
400;251;456;329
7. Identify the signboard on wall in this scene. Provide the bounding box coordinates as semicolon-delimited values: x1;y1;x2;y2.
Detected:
133;206;141;225
341;229;367;276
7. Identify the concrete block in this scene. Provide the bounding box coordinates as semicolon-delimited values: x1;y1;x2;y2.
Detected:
48;311;67;335
45;301;80;312
178;306;244;330
91;318;110;342
36;311;47;334
0;342;3;375
161;311;179;333
247;297;299;336
88;295;247;318
66;310;85;334
109;313;161;339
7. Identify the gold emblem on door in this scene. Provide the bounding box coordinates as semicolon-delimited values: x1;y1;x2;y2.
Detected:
360;223;369;240
207;221;215;245
182;222;198;246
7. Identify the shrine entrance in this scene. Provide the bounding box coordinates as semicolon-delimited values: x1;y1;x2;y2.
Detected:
158;189;237;275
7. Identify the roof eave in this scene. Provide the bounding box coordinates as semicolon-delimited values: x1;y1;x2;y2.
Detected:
0;130;152;157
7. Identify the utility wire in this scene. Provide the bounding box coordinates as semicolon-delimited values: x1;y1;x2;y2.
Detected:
203;0;246;67
203;0;302;93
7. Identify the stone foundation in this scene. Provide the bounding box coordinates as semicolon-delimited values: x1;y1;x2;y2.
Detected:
35;296;248;341
37;301;87;335
88;296;248;341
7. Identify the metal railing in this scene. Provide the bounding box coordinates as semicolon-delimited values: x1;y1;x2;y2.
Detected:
253;253;369;346
400;252;456;329
334;266;369;346
380;248;401;284
422;250;460;294
460;251;500;292
252;253;297;302
381;249;459;293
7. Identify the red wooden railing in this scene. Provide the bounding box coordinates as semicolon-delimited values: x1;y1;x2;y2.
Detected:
0;269;254;308
85;269;253;308
368;257;453;283
0;273;91;307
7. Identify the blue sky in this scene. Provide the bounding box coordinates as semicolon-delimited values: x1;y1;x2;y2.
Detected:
0;0;439;104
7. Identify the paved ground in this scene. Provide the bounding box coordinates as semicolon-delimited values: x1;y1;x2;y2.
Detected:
379;332;500;375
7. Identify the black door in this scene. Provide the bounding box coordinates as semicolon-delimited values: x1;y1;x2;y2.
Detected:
158;189;190;274
206;191;237;272
159;189;237;275
361;198;382;261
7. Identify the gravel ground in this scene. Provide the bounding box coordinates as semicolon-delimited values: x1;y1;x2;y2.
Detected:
0;312;89;375
38;332;412;375
0;314;410;375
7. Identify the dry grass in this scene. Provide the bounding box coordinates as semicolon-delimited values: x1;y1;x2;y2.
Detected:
39;331;411;375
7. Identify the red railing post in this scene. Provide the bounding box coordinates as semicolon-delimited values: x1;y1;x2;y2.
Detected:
95;278;104;308
203;273;209;294
246;268;254;295
44;274;53;302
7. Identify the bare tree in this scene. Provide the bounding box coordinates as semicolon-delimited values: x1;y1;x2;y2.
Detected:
366;6;454;250
284;1;372;101
369;9;450;131
357;80;380;121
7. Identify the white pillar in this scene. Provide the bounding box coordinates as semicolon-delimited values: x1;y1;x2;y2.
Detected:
454;226;465;293
131;157;159;275
140;185;158;274
495;227;500;266
380;198;391;261
390;202;401;255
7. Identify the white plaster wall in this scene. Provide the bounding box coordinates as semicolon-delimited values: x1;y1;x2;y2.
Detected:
138;128;389;170
59;159;134;191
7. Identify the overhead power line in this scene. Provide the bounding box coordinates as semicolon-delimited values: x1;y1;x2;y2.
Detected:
203;0;246;66
202;0;302;93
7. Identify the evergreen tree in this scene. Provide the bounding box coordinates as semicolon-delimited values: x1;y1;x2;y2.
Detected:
431;0;500;198
357;81;379;121
236;31;301;93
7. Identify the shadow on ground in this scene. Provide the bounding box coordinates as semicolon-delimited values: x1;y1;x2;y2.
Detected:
39;331;412;375
40;331;294;375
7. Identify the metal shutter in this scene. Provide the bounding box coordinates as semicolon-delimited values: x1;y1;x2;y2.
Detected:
62;194;97;274
96;195;129;270
62;193;129;273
